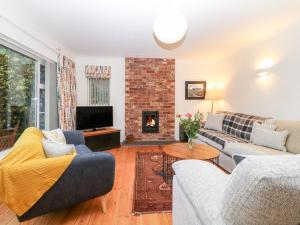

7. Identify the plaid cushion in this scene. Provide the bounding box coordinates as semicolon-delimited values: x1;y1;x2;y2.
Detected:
220;112;268;141
198;128;247;148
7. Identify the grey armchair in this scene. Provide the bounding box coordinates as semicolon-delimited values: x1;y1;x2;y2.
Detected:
18;131;115;221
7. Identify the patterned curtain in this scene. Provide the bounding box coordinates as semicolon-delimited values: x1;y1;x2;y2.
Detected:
85;65;111;79
57;56;77;130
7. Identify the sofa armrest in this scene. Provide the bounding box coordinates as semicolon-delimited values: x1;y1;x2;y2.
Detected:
63;130;85;145
18;152;115;221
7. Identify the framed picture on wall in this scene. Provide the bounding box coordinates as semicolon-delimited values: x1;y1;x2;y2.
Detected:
185;81;206;100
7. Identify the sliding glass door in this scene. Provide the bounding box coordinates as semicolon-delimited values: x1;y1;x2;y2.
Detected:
0;44;40;134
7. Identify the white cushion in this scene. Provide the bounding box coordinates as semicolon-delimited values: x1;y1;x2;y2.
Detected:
204;113;225;132
250;122;276;142
173;160;228;225
42;128;66;144
222;155;300;225
42;139;75;158
251;128;289;151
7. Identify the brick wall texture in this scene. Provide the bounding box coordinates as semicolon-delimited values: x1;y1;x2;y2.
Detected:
125;57;175;141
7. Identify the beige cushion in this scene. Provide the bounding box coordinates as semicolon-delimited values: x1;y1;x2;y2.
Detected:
250;122;277;142
251;129;289;151
276;120;300;154
42;128;66;144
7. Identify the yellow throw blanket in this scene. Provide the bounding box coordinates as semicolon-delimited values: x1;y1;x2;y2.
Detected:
0;127;75;216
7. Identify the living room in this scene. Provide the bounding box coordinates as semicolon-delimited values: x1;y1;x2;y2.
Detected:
0;0;300;225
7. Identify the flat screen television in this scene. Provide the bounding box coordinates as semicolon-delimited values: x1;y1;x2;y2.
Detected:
76;106;113;130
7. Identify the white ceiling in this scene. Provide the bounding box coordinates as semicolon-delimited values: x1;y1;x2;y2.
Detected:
4;0;300;61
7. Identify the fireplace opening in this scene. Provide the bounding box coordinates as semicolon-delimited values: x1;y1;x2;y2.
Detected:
142;111;159;133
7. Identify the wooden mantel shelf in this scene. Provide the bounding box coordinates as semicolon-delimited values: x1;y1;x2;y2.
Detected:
83;128;121;137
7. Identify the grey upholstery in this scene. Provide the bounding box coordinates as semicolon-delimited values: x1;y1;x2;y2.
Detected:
17;131;115;221
64;130;85;145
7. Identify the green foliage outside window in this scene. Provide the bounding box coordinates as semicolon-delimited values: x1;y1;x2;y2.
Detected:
0;45;36;135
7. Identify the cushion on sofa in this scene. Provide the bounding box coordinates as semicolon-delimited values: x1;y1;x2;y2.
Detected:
232;154;247;165
42;129;66;144
198;128;247;149
250;122;277;142
222;155;300;225
276;120;300;154
204;113;225;132
221;112;267;141
251;129;289;151
173;160;228;225
42;139;75;158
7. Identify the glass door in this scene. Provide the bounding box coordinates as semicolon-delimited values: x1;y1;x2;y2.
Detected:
38;63;46;129
0;45;36;134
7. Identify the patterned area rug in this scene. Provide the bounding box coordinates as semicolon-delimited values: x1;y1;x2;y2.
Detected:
133;152;172;214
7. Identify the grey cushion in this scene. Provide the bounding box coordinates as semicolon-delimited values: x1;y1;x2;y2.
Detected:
232;154;246;165
222;155;300;225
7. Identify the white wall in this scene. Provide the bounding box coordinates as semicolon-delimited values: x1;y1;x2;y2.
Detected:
218;20;300;120
0;2;74;61
175;59;223;139
75;56;125;141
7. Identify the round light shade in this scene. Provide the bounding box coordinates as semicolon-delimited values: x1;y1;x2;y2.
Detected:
153;7;187;44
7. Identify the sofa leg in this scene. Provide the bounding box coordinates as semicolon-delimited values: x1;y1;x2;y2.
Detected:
100;195;107;213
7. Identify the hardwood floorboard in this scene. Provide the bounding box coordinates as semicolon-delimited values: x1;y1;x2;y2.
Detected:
0;146;172;225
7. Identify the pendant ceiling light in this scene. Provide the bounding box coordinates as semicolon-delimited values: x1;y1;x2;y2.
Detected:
153;7;187;44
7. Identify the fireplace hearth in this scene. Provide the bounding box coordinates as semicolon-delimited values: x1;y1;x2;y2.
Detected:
142;111;159;133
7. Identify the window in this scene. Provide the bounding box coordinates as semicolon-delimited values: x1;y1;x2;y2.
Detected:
0;43;48;134
87;78;110;106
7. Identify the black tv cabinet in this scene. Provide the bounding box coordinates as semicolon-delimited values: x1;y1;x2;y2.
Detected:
83;128;121;151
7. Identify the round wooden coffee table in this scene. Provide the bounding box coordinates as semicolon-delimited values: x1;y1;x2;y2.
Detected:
162;143;220;185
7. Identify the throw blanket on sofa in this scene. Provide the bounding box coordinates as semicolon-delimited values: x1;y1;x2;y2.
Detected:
0;128;75;216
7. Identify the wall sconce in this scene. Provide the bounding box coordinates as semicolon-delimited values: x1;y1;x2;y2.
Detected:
256;59;273;77
257;68;271;77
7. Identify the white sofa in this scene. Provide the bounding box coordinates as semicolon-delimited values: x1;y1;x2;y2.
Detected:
196;112;300;172
172;156;300;225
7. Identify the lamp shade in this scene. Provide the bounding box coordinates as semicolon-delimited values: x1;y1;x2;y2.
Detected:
153;7;187;44
205;89;222;100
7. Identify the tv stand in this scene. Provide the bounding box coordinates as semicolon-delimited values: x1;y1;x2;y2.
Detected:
83;128;121;151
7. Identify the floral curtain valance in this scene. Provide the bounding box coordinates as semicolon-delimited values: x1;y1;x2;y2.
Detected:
85;65;111;79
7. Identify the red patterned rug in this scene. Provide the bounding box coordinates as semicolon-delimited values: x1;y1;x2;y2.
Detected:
133;152;172;214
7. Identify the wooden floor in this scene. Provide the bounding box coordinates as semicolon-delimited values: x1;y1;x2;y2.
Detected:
0;146;172;225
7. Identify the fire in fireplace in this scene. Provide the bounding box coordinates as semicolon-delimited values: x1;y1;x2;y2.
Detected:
142;111;159;133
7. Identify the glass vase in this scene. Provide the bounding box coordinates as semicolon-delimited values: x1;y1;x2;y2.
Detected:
188;137;194;150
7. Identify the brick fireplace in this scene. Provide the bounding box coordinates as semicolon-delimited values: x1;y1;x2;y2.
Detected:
125;57;175;141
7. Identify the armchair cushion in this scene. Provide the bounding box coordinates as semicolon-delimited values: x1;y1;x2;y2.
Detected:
222;155;300;225
173;160;228;225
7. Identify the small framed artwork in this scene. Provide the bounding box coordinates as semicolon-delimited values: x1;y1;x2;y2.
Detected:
185;81;206;100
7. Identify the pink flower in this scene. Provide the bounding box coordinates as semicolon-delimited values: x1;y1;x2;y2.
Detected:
187;113;192;118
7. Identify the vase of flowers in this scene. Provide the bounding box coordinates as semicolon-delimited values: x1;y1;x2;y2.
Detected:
176;111;203;150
